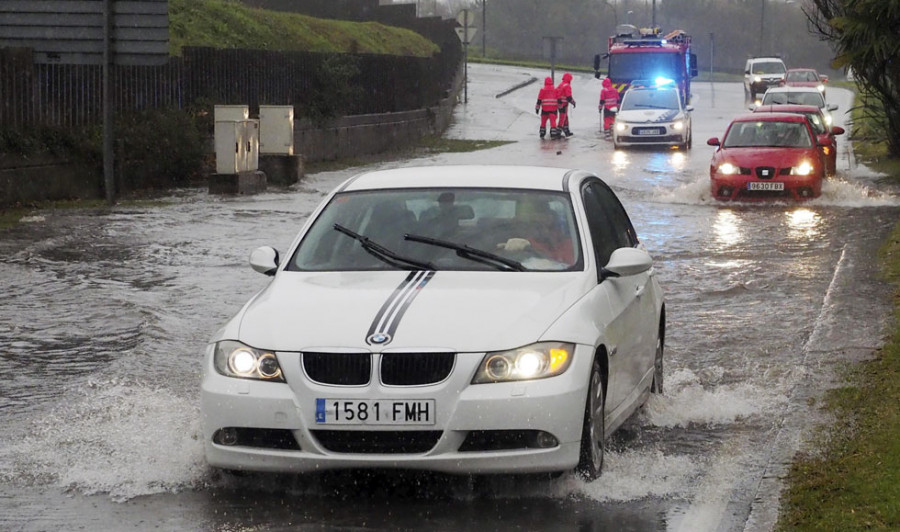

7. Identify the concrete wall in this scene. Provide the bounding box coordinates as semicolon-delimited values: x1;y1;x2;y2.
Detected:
296;94;456;163
0;154;101;205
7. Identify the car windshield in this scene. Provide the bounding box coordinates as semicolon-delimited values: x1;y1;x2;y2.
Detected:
786;70;817;82
621;89;679;111
751;61;786;75
762;91;825;107
723;120;813;148
801;112;827;134
610;53;682;81
287;188;583;272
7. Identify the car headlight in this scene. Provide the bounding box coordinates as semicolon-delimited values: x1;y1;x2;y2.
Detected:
816;84;825;92
214;340;285;381
472;342;574;383
718;162;739;175
615;122;627;132
753;75;762;83
790;161;814;176
673;120;684;131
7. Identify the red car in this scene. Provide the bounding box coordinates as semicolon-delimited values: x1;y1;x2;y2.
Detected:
708;113;826;201
780;68;827;97
752;104;845;176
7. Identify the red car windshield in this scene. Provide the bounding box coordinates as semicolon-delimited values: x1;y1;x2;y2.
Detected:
723;121;813;148
786;70;818;82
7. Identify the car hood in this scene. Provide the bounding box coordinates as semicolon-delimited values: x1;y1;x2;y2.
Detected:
619;108;682;123
716;146;818;167
232;270;592;352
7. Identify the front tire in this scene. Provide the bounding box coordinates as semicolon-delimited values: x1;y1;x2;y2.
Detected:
577;357;605;481
651;324;664;394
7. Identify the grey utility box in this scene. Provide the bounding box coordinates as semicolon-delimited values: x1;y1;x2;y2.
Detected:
259;105;294;155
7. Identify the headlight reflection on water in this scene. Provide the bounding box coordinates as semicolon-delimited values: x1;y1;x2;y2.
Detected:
785;208;822;240
611;149;629;171
712;209;744;250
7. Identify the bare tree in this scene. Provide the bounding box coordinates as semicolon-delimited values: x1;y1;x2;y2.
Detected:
805;0;900;156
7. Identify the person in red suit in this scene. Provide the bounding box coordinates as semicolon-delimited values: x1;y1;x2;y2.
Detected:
535;77;562;139
599;77;620;136
556;73;576;137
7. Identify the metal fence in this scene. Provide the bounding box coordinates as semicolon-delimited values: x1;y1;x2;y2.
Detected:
0;45;457;130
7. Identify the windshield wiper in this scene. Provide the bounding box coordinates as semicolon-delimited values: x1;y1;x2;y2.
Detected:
404;233;526;272
334;224;437;271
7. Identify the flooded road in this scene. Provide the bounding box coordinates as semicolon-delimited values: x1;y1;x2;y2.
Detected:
1;63;898;531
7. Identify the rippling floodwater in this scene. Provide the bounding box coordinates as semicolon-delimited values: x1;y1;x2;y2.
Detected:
1;66;897;531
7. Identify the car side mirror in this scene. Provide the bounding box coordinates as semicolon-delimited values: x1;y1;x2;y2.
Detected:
827;104;838;111
707;137;721;146
250;246;280;276
748;104;756;111
831;125;845;135
600;247;653;281
685;105;694;112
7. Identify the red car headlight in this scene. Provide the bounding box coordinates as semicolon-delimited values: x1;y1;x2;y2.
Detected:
717;162;739;175
790;161;814;176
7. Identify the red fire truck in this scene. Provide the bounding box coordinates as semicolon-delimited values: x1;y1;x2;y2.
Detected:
593;25;698;106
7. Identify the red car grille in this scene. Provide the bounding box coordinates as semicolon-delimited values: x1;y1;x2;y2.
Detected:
754;166;777;179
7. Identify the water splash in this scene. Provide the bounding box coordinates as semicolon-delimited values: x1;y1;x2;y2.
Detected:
642;368;784;428
0;379;205;502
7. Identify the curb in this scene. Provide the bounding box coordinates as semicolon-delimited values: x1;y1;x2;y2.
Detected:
496;76;538;98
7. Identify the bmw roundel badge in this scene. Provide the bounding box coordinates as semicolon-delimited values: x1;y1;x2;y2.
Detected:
367;333;391;345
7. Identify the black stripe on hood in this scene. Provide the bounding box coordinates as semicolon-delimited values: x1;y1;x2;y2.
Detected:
366;270;435;346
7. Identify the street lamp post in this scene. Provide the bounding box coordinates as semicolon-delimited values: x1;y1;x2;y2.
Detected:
542;36;563;82
758;0;766;56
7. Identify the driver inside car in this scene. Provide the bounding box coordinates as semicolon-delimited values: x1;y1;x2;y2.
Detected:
497;197;575;265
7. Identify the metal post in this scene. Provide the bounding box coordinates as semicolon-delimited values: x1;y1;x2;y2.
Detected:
482;1;486;57
652;0;656;27
543;36;563;83
103;0;115;204
709;32;714;80
464;10;469;103
758;0;766;56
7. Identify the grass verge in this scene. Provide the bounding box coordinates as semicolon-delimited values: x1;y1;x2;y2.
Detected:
775;94;900;530
776;237;900;530
0;198;172;231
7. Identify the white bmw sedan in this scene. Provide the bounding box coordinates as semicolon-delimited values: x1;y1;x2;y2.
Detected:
200;165;666;480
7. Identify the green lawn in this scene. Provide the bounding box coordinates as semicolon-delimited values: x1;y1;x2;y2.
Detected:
168;0;439;57
776;89;900;531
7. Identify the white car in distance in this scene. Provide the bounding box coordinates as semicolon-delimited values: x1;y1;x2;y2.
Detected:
613;82;693;150
200;165;666;481
755;86;840;126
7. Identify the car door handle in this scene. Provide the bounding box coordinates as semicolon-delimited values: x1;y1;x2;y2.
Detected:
635;285;645;297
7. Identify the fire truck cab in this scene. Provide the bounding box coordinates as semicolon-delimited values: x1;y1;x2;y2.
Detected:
594;25;698;107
